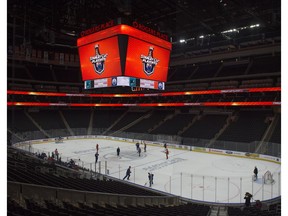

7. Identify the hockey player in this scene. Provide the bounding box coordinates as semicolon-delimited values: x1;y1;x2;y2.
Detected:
253;166;258;180
96;144;99;153
136;143;140;151
144;142;147;152
165;148;169;159
138;147;141;157
95;152;99;163
123;166;132;180
148;173;154;187
117;147;120;157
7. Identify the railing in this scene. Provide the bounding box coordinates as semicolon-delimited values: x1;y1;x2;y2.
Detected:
8;181;179;207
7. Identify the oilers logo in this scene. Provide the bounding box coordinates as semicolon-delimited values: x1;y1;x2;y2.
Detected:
90;44;108;75
140;47;159;76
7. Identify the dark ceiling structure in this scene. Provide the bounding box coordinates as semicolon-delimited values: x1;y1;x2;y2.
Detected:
7;0;281;52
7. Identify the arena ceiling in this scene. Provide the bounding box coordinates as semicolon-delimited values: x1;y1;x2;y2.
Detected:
7;0;281;50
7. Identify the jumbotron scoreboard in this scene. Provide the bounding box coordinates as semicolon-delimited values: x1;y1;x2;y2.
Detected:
77;18;172;91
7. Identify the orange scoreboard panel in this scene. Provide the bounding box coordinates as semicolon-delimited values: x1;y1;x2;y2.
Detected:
125;37;170;82
77;21;172;89
78;36;121;81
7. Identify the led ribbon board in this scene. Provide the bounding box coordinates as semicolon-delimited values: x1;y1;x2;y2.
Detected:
77;20;172;90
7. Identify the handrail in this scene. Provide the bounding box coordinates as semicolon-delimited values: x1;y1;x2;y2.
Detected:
8;181;180;207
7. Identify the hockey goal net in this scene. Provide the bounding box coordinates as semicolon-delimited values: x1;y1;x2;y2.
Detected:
263;171;274;184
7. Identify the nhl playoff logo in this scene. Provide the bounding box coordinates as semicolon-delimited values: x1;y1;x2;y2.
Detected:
90;44;108;75
140;47;159;76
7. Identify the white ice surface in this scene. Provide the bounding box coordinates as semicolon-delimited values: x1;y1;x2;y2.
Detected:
30;138;281;204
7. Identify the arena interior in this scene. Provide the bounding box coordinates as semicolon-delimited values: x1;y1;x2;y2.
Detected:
7;0;283;215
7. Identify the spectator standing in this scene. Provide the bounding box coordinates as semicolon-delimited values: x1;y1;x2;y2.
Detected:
55;149;59;161
244;192;253;207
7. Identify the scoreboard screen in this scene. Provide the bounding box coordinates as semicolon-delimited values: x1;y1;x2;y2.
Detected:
125;37;170;82
77;20;172;90
78;36;121;80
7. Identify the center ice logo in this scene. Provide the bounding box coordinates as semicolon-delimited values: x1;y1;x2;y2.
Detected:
90;44;108;75
140;46;159;76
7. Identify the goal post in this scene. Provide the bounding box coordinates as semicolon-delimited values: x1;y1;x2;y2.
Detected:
263;171;274;184
55;136;64;144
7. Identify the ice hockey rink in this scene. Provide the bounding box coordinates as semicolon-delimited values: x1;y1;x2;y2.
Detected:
26;137;281;204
